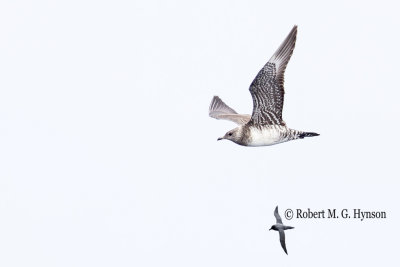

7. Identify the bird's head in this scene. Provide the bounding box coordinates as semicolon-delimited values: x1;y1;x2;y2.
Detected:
217;127;242;143
269;225;277;231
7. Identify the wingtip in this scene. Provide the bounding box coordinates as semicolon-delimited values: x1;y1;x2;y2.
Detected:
289;25;298;34
209;96;220;113
282;245;288;255
283;245;288;255
210;95;220;104
209;95;238;116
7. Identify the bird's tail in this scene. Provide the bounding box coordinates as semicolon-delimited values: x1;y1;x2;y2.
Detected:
298;132;319;139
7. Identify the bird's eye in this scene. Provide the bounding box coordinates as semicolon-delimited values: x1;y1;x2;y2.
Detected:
228;132;232;136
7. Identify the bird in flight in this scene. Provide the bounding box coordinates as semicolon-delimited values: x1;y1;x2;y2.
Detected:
269;206;294;255
209;25;319;146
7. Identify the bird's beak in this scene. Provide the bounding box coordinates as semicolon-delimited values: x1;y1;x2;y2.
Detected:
217;137;223;141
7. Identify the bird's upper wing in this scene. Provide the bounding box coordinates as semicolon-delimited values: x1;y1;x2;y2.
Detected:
279;230;288;255
209;96;251;125
248;25;297;126
274;206;283;224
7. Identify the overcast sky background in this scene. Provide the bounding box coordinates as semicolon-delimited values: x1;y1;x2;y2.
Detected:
1;0;399;266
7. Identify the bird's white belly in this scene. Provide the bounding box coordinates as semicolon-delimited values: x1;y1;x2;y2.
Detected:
247;127;286;146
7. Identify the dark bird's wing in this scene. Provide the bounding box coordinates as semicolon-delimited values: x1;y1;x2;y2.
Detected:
274;206;283;224
209;96;251;125
279;230;288;255
248;25;297;126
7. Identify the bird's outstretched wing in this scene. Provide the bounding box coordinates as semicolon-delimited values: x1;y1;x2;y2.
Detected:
279;230;288;255
209;96;251;125
274;206;283;224
248;25;297;126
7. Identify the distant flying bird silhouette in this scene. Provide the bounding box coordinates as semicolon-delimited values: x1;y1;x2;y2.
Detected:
209;25;319;146
269;206;294;255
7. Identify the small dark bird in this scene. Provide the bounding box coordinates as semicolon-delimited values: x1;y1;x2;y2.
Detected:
269;206;294;255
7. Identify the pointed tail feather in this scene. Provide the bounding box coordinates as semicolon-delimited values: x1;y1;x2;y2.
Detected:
298;132;319;139
284;226;295;230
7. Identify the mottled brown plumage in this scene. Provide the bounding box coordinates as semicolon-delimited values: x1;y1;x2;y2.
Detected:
209;26;319;146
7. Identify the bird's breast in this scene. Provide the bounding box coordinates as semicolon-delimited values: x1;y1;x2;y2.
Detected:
247;126;289;146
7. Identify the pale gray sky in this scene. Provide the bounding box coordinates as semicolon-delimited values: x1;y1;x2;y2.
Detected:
0;0;399;266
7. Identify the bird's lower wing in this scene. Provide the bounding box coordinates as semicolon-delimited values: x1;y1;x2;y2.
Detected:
209;96;251;125
212;114;251;125
279;230;288;255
